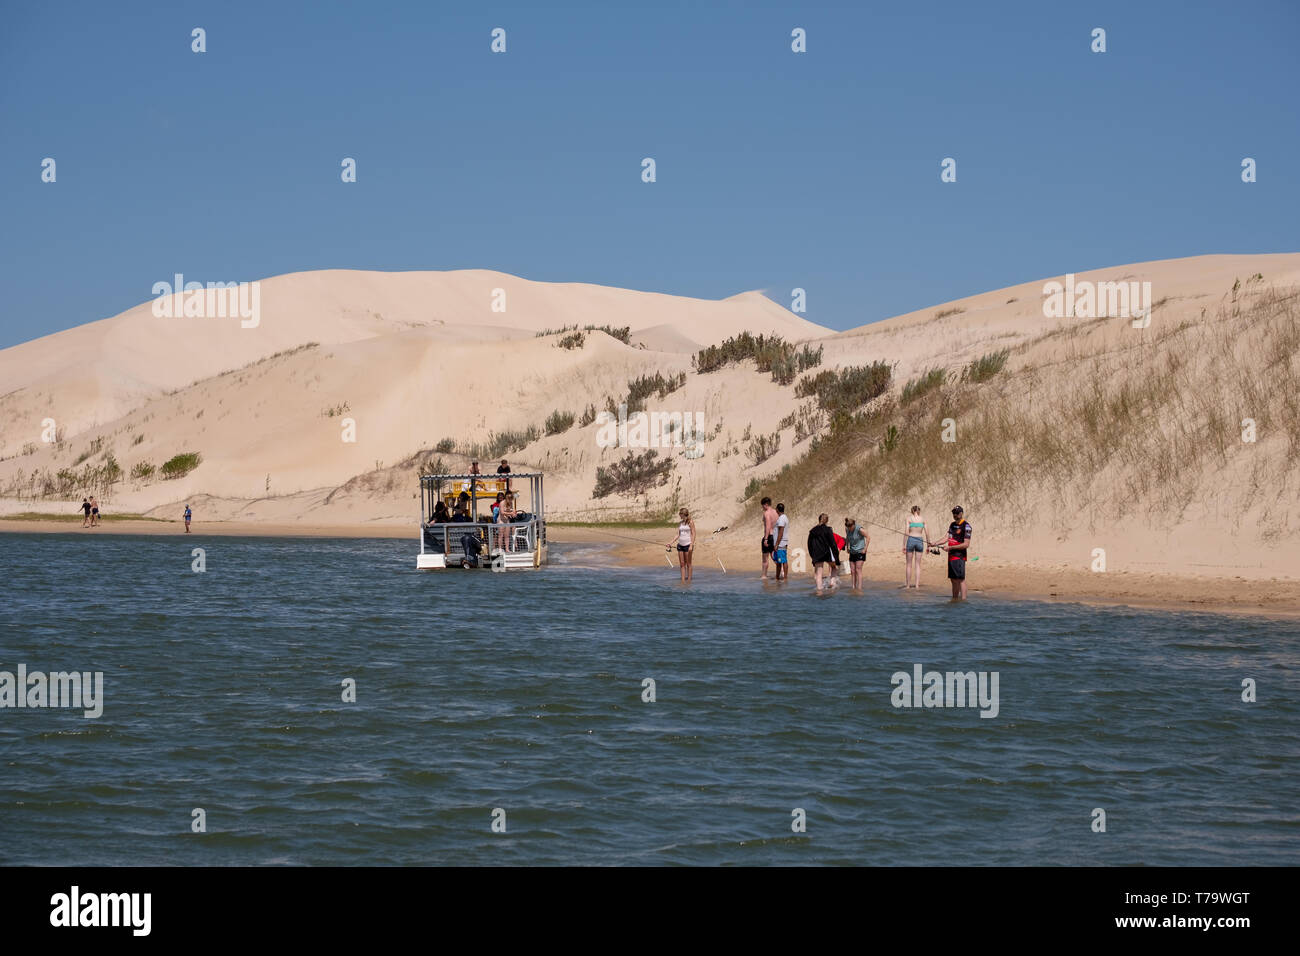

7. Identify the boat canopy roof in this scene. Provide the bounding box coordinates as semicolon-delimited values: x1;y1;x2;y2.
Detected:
420;472;543;481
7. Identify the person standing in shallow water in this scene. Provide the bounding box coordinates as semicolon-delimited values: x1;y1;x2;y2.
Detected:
665;507;696;582
932;505;972;601
89;497;100;527
807;513;840;592
903;505;927;588
759;496;777;580
772;503;790;581
843;518;869;589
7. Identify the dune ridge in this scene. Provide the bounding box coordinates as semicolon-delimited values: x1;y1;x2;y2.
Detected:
2;254;1298;610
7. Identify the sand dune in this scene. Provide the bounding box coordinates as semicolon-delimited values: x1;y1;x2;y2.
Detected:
2;254;1298;609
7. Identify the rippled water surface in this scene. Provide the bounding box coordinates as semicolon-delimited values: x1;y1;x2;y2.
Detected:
1;532;1297;865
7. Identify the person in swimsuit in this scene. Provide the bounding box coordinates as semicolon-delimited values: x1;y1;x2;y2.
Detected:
772;503;789;581
496;493;518;552
807;513;840;592
903;505;926;588
665;507;696;582
80;498;92;527
89;497;99;527
759;496;777;580
184;504;192;532
844;518;869;589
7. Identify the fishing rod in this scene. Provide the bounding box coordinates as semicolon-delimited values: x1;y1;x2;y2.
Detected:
662;525;730;572
859;516;980;560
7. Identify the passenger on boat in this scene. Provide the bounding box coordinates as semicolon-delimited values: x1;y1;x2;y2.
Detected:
452;491;471;521
432;500;450;523
496;494;513;551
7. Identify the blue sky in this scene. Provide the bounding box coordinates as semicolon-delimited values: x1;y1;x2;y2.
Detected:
1;0;1297;347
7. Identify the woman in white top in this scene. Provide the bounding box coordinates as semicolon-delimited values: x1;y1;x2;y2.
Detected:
903;505;927;588
665;507;696;582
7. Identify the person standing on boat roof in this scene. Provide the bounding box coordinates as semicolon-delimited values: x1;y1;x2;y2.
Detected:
497;458;512;493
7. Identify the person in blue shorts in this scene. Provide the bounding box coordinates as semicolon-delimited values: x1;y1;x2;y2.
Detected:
772;503;789;581
183;504;192;532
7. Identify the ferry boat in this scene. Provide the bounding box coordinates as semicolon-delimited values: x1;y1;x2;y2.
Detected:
416;472;547;570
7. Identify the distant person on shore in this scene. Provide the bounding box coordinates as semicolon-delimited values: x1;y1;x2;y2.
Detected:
808;513;840;592
903;505;927;588
80;498;91;527
931;505;972;601
666;507;696;582
844;518;869;589
773;503;789;581
89;497;100;527
759;496;777;580
184;504;192;532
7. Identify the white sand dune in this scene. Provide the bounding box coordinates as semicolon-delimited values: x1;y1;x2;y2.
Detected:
2;254;1298;599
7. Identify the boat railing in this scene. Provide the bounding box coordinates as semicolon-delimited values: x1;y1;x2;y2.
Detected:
422;517;542;556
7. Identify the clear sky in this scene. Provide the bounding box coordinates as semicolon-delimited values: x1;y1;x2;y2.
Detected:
1;0;1297;347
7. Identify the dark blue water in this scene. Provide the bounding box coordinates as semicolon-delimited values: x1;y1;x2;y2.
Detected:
1;532;1297;865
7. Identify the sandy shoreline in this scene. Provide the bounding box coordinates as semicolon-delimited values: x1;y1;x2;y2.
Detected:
4;518;1298;618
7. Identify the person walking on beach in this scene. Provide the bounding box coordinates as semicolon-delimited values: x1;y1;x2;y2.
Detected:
931;505;972;601
808;513;840;592
903;505;927;588
666;507;696;582
80;498;92;527
184;504;192;532
89;496;100;527
772;503;790;581
844;518;869;589
759;496;777;580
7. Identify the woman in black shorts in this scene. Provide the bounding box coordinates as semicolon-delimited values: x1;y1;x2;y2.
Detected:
843;518;869;589
665;507;696;583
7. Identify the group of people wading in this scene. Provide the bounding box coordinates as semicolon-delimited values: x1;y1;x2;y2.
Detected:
668;498;973;600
